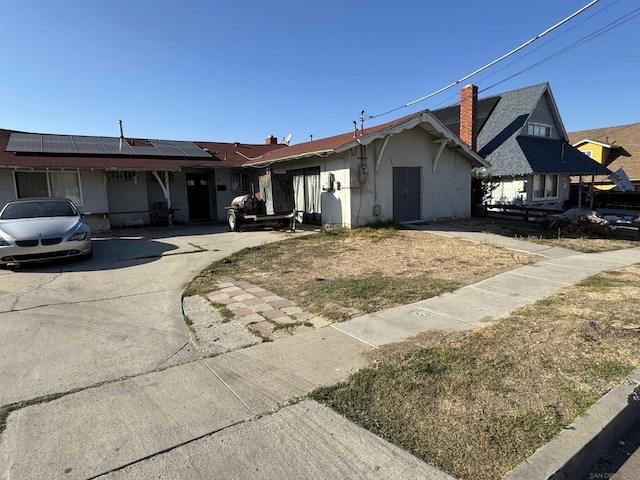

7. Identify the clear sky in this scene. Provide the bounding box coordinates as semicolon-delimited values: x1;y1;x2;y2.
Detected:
0;0;638;145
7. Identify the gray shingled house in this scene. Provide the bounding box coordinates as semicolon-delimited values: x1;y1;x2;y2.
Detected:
433;83;611;209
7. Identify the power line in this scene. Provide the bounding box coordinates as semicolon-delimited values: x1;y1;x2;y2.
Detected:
480;6;640;93
430;0;634;110
368;0;602;120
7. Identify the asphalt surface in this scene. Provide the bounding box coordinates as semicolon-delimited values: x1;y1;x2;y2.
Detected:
1;224;639;479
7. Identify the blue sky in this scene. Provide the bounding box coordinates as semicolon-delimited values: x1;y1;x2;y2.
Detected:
0;0;638;144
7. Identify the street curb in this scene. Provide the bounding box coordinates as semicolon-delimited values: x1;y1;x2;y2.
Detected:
505;367;640;480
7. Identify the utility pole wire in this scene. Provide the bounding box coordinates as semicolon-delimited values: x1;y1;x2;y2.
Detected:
368;0;601;119
481;6;640;93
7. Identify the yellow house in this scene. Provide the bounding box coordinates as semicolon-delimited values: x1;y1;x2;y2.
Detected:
571;140;613;165
568;123;639;191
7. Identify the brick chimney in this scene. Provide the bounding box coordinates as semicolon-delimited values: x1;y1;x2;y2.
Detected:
265;134;278;145
460;84;478;151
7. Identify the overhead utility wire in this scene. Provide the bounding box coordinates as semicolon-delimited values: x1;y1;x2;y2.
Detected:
368;0;601;120
431;0;625;110
481;7;640;92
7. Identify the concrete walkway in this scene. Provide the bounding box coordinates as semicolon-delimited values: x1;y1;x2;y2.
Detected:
2;229;639;479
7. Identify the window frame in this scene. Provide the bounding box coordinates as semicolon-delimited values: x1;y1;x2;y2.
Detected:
14;170;84;206
527;123;552;138
532;174;559;200
230;171;252;192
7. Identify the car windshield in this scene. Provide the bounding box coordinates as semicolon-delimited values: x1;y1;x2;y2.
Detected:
0;200;77;220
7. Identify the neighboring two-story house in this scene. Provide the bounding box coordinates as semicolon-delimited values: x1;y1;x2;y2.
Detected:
433;83;611;209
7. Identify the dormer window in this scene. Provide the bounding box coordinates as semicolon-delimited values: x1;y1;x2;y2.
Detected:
528;123;552;137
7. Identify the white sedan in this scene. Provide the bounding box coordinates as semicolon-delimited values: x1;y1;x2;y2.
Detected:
0;197;92;266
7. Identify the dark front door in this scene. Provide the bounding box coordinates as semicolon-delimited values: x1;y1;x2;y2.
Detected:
186;173;211;220
393;167;421;222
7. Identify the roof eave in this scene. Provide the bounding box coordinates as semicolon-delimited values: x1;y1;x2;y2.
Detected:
340;111;490;168
243;149;335;167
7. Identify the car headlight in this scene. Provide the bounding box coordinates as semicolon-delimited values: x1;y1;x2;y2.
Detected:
0;237;9;246
69;232;88;241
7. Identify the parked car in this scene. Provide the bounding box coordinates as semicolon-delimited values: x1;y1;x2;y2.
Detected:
0;197;92;266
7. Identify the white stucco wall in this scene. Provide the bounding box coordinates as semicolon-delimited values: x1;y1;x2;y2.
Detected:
106;173;149;227
0;170;16;208
79;170;110;232
352;128;474;225
214;169;252;222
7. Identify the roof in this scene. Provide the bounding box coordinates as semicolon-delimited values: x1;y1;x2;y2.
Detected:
568;123;640;180
432;83;609;177
244;109;488;168
0;129;285;171
517;137;611;175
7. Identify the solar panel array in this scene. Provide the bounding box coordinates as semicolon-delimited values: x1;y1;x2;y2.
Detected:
6;133;211;158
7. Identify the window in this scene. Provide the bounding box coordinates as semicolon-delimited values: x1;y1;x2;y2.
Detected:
15;171;82;205
231;172;251;192
583;150;593;157
533;174;558;199
527;123;552;137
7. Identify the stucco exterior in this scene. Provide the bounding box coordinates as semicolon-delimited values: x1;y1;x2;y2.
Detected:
268;126;476;228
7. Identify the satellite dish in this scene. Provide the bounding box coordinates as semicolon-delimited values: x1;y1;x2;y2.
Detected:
282;134;292;145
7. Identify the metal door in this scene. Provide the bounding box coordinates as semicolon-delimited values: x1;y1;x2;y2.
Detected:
393;167;421;221
186;173;211;220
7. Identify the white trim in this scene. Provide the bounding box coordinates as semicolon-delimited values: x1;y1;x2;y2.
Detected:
572;139;612;148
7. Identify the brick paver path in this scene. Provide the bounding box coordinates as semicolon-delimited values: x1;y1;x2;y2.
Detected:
206;280;330;341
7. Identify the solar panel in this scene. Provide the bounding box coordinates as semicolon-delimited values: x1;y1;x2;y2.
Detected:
172;141;211;157
99;137;136;155
150;140;186;156
131;145;160;155
42;135;76;153
6;133;211;158
6;133;43;152
72;136;107;154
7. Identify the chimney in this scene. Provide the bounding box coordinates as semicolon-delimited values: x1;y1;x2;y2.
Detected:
460;84;478;151
265;134;277;145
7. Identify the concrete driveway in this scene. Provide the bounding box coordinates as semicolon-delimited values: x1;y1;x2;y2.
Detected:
1;224;441;480
0;225;291;406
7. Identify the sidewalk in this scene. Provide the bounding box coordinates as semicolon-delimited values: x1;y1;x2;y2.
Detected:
2;231;639;479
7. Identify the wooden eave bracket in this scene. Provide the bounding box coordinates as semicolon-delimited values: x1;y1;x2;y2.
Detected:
432;139;448;173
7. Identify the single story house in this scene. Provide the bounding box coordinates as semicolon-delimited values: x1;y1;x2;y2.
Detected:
432;83;612;209
1;109;487;230
243;110;488;227
0;128;285;231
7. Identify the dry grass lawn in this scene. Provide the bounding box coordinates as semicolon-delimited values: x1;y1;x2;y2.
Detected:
185;227;537;321
312;265;640;479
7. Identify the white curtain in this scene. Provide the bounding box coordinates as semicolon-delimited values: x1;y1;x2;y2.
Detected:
293;174;305;222
49;172;81;204
305;174;320;214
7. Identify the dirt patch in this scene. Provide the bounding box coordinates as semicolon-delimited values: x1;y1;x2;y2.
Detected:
185;227;538;321
444;217;638;253
311;264;640;479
